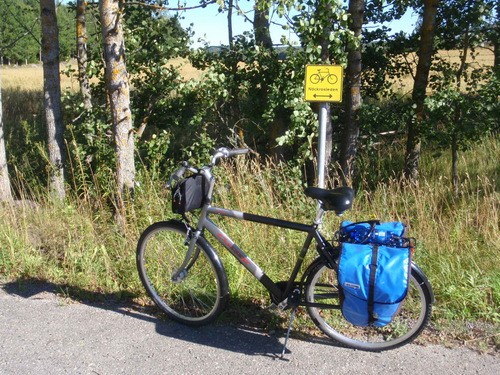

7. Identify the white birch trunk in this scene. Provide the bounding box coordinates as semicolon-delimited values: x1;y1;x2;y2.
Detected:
0;70;13;202
99;0;135;214
40;0;66;201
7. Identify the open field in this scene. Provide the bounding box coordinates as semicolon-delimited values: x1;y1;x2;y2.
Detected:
1;48;494;93
0;57;203;92
437;47;495;67
1;62;81;92
389;47;495;94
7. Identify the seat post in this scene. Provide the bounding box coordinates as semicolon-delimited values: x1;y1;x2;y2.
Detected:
314;206;325;227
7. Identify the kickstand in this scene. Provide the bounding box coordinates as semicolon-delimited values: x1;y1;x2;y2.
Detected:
280;307;297;359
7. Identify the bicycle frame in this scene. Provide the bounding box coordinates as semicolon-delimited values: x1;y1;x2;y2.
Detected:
178;203;334;305
169;152;338;306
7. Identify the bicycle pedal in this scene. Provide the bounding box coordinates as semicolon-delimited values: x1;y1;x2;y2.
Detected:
277;289;302;310
267;303;278;310
277;299;289;310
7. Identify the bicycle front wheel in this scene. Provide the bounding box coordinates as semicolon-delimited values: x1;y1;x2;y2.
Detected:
305;259;433;351
310;74;321;84
136;220;229;326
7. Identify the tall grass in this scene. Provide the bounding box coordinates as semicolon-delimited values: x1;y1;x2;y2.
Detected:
1;136;498;327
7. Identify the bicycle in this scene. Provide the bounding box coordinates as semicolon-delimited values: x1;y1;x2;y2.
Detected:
136;147;434;353
309;68;338;85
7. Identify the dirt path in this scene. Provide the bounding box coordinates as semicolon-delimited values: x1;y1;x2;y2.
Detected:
1;281;498;375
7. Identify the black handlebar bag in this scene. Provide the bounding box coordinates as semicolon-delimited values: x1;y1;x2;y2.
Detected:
171;174;209;214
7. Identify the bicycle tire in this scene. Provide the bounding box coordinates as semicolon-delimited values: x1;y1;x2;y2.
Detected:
310;74;321;84
304;258;433;351
327;74;338;84
136;220;229;326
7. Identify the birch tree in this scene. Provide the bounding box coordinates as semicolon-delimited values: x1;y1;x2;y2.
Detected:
339;0;364;183
99;0;135;215
494;0;499;75
0;71;13;202
76;0;92;110
404;0;439;181
40;0;66;201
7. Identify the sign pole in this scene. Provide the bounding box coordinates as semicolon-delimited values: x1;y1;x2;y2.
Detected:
317;103;328;189
304;64;343;190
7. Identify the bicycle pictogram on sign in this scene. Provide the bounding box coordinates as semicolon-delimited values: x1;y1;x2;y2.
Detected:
309;68;338;85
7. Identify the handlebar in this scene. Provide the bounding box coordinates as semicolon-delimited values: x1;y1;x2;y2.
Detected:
210;147;249;165
167;147;249;187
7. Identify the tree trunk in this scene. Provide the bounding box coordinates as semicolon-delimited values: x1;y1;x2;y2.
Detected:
494;0;499;76
76;0;92;110
451;132;458;193
226;0;239;137
99;0;135;215
451;24;469;193
339;0;364;184
228;0;234;48
40;0;66;201
254;1;272;49
495;35;499;77
404;0;439;181
0;71;13;202
253;0;282;159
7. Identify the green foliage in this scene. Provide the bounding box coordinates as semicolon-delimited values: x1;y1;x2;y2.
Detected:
291;0;358;64
434;0;496;50
54;3;76;61
0;0;41;64
420;0;499;163
0;0;78;63
118;0;358;168
365;0;414;25
3;0;497;193
354;97;412;186
361;30;419;98
60;5;191;187
424;75;500;153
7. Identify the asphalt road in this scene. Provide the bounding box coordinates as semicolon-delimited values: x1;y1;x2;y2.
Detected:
1;280;498;375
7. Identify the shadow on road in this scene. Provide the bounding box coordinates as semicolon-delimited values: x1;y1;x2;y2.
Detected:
1;278;338;358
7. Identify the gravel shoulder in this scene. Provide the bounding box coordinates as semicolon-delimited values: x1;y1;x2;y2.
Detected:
1;280;499;375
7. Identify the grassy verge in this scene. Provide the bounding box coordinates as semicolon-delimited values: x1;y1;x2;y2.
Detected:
1;137;499;353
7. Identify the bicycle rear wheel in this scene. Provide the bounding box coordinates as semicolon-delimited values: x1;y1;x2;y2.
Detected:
136;220;229;326
305;259;433;351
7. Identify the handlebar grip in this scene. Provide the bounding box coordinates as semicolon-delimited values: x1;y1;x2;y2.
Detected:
227;148;249;157
172;165;187;180
167;162;189;187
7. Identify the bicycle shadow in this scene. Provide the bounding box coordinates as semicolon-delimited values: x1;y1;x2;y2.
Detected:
0;278;339;358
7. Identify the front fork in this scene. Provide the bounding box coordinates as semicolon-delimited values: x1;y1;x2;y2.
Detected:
170;226;202;283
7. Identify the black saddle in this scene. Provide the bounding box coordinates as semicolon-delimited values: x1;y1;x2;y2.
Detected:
305;186;354;215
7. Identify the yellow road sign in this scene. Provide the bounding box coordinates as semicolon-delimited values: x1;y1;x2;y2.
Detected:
305;65;343;102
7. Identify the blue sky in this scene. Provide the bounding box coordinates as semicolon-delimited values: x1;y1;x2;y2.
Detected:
174;2;419;48
60;1;418;48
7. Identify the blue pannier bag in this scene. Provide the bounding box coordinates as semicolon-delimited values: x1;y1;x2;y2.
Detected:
337;221;412;327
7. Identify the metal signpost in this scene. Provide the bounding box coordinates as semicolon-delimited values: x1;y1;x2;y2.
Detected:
304;65;343;189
